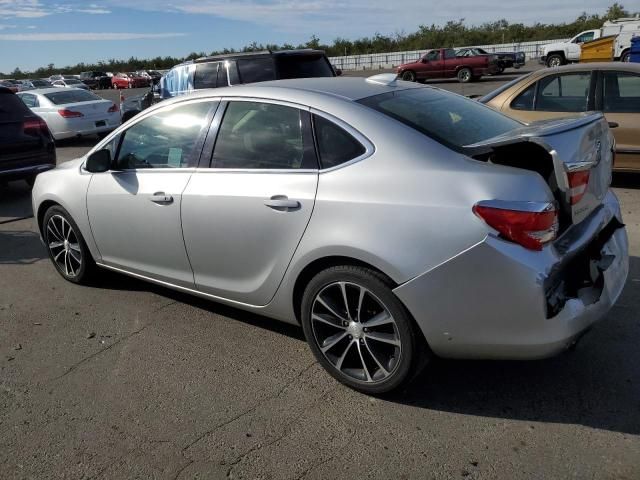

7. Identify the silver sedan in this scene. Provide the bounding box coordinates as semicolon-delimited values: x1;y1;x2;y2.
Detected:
31;76;629;394
17;88;121;141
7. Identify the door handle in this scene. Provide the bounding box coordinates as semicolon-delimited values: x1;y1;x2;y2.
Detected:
150;192;174;204
264;196;300;211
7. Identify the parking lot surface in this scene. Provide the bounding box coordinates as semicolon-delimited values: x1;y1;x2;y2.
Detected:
1;65;639;479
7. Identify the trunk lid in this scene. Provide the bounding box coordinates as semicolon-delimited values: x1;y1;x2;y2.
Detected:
60;100;114;120
464;113;613;226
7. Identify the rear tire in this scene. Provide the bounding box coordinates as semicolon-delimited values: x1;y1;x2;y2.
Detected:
457;67;472;83
300;265;430;394
42;205;96;285
401;70;416;82
621;51;630;63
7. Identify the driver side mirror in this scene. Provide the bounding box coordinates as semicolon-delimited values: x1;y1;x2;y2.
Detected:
85;149;111;173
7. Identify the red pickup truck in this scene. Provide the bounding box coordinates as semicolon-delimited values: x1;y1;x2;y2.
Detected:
397;48;499;83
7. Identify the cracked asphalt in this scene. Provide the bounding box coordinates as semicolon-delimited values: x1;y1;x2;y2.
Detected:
1;66;640;479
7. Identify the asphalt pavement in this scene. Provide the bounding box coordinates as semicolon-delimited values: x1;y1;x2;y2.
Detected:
1;64;639;480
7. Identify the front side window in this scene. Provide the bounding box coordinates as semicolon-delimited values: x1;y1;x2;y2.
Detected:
602;71;640;113
574;32;595;43
212;101;314;169
313;115;366;169
115;101;214;169
425;50;440;61
536;72;591;112
237;58;276;84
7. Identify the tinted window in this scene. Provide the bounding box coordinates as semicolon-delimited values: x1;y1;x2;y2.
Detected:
536;72;591;112
115;101;213;169
194;62;225;89
65;79;83;85
276;55;335;79
602;71;640;113
237;58;276;83
19;93;38;108
314;115;366;169
426;50;440;61
227;61;240;85
31;80;51;87
212;101;313;169
574;32;595;43
44;90;100;105
444;49;457;59
511;83;536;110
479;73;533;103
359;89;520;150
0;91;30;121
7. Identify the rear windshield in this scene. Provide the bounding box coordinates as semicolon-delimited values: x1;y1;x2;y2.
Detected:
44;89;101;105
276;54;335;79
358;88;520;150
31;80;51;87
0;91;30;121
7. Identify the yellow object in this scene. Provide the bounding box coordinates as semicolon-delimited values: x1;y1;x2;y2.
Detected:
580;35;616;62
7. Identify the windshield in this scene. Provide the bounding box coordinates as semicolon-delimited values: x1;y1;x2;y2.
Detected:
44;89;101;105
276;54;335;79
478;73;533;103
358;88;521;150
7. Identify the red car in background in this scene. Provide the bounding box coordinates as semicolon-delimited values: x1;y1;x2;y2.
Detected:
397;48;500;83
112;73;132;89
127;72;151;88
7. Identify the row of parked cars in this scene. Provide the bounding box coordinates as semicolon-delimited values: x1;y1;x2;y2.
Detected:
0;70;164;93
1;43;637;394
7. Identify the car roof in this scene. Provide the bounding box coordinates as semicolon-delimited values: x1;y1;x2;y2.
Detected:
181;49;327;66
530;62;640;78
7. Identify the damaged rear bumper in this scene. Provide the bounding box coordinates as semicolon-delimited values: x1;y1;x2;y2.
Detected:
393;190;629;360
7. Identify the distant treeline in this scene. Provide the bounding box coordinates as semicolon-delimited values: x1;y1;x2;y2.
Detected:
2;3;635;79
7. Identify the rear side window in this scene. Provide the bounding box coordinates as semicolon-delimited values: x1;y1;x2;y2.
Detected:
602;71;640;113
358;88;520;150
44;90;101;105
276;55;335;79
511;83;536;110
194;62;226;89
237;58;275;83
0;91;30;121
313;115;366;169
19;93;39;108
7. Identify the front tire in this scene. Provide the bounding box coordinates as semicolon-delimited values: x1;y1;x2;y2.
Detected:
42;205;95;284
401;70;416;82
457;67;472;83
621;51;630;62
301;265;428;394
546;54;564;68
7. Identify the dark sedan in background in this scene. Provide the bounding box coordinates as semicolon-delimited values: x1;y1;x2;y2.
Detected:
0;87;56;187
456;47;525;73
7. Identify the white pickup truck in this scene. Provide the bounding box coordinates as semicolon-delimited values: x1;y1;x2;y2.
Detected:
541;17;640;67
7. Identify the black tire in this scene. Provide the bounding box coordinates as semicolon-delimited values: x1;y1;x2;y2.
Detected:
121;110;140;123
546;54;564;68
497;65;505;74
457;67;472;83
301;265;429;394
42;205;96;284
621;51;630;63
401;70;416;82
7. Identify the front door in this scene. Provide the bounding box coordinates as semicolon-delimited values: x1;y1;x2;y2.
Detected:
181;100;318;306
86;100;217;286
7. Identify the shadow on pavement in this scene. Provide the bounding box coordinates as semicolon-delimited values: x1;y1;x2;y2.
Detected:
0;181;33;221
612;172;640;189
0;230;46;264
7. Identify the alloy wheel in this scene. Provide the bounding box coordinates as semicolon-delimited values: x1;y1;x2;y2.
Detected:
46;214;82;278
311;281;402;383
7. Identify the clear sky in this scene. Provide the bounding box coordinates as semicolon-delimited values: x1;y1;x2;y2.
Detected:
0;0;625;72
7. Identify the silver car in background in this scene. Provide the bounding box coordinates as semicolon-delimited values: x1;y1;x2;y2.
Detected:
17;88;121;141
31;77;629;394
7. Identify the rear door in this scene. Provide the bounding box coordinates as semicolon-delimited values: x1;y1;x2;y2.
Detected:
597;69;640;171
181;99;318;306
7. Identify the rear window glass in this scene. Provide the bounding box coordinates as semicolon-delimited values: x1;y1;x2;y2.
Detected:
276;55;335;79
358;88;520;150
237;58;276;83
0;91;30;120
314;115;366;168
44;90;101;105
194;62;224;89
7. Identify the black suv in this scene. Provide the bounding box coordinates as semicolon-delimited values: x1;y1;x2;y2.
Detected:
0;87;56;187
122;49;339;122
79;71;111;90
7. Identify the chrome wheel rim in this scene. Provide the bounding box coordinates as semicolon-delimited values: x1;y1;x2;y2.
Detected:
311;282;402;383
46;215;82;277
549;57;561;67
459;70;470;81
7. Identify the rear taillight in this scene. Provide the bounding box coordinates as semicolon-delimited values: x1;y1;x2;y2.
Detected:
23;117;49;136
567;170;590;205
58;109;83;118
108;103;119;113
473;201;558;251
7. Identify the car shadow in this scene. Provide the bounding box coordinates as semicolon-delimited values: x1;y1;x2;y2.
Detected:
87;255;640;435
0;229;46;264
0;180;33;221
612;172;640;189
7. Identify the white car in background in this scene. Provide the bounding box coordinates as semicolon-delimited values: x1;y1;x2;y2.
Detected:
16;88;121;140
51;78;90;90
